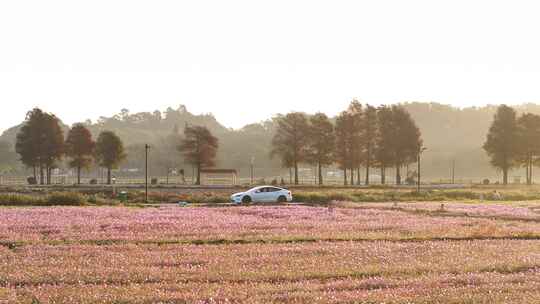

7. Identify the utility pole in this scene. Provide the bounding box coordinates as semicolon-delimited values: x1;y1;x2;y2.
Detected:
250;156;255;185
145;144;150;203
417;146;427;192
451;159;455;184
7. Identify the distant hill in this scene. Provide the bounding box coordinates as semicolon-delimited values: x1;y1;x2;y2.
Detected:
3;102;540;182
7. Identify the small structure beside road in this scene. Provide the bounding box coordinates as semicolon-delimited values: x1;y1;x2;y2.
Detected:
200;169;238;185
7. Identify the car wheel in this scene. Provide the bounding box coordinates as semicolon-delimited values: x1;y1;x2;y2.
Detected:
242;196;252;204
277;195;287;203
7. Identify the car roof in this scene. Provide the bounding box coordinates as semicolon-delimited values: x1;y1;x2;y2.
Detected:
250;185;284;190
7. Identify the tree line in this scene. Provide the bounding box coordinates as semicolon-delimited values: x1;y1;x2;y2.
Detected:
483;104;540;185
15;108;126;184
13;103;423;186
271;100;423;185
14;108;219;185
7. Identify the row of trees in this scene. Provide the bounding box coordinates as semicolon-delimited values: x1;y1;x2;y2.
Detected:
15;108;126;184
271;101;423;185
14;108;221;185
483;105;540;185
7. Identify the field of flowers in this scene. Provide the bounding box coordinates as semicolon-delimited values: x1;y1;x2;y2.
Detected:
2;203;540;303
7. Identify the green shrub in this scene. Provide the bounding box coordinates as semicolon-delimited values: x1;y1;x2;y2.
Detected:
0;193;44;205
46;192;87;205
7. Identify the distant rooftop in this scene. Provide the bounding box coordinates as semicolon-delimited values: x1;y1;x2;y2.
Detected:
200;169;237;174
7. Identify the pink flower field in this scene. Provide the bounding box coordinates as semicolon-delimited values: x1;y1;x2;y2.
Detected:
2;204;540;303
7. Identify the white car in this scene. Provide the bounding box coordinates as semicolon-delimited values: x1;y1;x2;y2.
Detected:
230;186;293;204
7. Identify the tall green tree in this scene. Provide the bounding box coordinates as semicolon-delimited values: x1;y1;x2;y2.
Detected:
390;105;422;185
95;131;126;184
516;113;540;185
362;104;377;185
483;105;520;185
306;113;334;185
42;114;65;184
178;125;219;185
347;100;363;185
374;106;394;184
334;111;354;185
65;124;95;184
15;108;64;184
271;112;309;185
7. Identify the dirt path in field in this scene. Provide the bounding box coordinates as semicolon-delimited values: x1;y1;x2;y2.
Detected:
4;234;540;250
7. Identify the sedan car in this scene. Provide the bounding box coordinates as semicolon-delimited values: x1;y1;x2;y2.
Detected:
230;186;293;204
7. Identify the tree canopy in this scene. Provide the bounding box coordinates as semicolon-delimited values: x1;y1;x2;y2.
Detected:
306;113;334;185
178;125;219;185
15;108;64;184
483;105;520;185
95;131;126;184
271;112;310;185
65;123;95;184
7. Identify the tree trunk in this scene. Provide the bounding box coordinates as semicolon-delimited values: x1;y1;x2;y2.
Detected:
356;168;361;185
318;162;323;185
396;165;401;185
381;166;386;185
526;164;529;185
289;167;292;184
350;168;354;185
294;161;299;185
196;163;201;185
343;168;347;186
365;162;370;185
77;165;81;185
33;166;37;181
503;168;508;185
47;166;51;185
39;163;44;185
107;167;112;185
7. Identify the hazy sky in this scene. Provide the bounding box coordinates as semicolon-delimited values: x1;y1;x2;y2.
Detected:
2;0;540;133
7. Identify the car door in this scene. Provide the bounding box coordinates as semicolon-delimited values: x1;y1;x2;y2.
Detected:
259;187;276;202
261;187;275;202
251;188;267;202
267;187;281;202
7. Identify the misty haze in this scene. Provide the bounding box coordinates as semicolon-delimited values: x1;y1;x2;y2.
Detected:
2;1;540;303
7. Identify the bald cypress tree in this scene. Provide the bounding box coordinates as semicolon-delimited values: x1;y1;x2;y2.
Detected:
95;131;126;185
391;105;422;185
178;125;219;185
306;113;334;185
15;108;64;185
374;106;394;184
362;104;377;185
335;111;354;185
271;112;309;185
516;113;540;185
483;105;520;185
65;124;95;184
